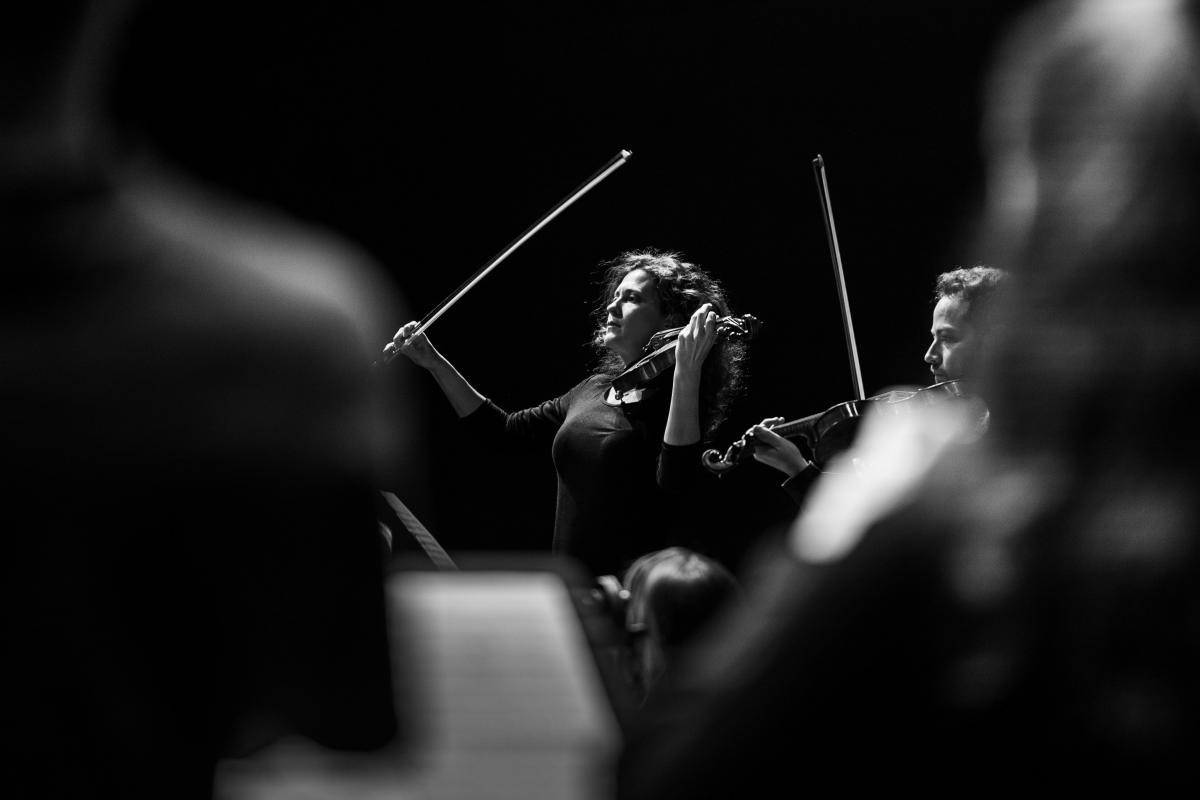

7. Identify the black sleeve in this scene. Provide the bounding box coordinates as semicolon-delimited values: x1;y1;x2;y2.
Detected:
657;441;705;493
780;463;823;508
460;388;572;443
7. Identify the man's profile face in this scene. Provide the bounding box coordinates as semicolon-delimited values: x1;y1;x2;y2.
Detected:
924;295;980;383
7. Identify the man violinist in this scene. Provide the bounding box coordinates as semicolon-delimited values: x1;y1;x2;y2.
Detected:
748;264;1009;506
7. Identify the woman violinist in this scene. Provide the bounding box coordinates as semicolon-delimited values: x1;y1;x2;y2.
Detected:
736;265;1008;506
391;249;746;577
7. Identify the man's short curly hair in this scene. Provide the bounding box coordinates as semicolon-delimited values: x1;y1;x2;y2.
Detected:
934;265;1010;331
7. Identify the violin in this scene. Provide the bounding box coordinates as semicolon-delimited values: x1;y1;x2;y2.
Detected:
609;314;762;401
701;378;983;474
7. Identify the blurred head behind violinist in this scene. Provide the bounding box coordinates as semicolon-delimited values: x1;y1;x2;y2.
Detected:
620;547;742;703
593;249;746;436
823;0;1200;777
924;265;1010;384
914;0;1200;777
976;0;1200;467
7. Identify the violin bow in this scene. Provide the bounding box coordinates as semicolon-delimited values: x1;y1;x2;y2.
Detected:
700;160;863;476
379;149;633;364
812;154;866;402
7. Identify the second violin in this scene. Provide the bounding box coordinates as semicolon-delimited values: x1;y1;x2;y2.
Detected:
700;379;983;475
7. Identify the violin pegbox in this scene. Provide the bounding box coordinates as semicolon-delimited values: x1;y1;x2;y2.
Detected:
639;314;763;356
718;314;762;341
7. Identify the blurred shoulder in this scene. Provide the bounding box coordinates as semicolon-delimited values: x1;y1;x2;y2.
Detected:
112;153;405;358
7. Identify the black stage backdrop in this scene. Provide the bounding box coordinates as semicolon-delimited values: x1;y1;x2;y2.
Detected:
111;0;1037;572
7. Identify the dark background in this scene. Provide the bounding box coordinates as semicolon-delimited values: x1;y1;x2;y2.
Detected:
111;0;1036;573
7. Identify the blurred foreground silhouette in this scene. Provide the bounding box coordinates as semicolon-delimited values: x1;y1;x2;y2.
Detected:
617;1;1200;795
2;3;416;797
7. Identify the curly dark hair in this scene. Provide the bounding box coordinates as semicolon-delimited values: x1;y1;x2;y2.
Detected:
934;265;1011;333
590;249;747;438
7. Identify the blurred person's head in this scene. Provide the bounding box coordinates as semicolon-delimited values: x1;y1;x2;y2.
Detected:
621;547;741;700
934;2;1200;769
924;265;1010;383
1;1;138;160
974;0;1200;471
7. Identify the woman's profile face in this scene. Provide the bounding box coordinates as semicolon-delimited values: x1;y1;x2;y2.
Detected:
602;268;666;364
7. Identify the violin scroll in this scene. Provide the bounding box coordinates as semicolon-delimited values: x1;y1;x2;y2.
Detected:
700;435;766;475
701;410;820;475
700;440;743;475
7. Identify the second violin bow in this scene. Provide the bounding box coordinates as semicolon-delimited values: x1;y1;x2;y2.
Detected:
813;154;866;401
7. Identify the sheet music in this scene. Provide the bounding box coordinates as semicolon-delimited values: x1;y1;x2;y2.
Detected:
217;568;621;800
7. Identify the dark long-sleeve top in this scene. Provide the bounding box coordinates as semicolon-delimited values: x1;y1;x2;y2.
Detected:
463;374;703;578
780;463;823;508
